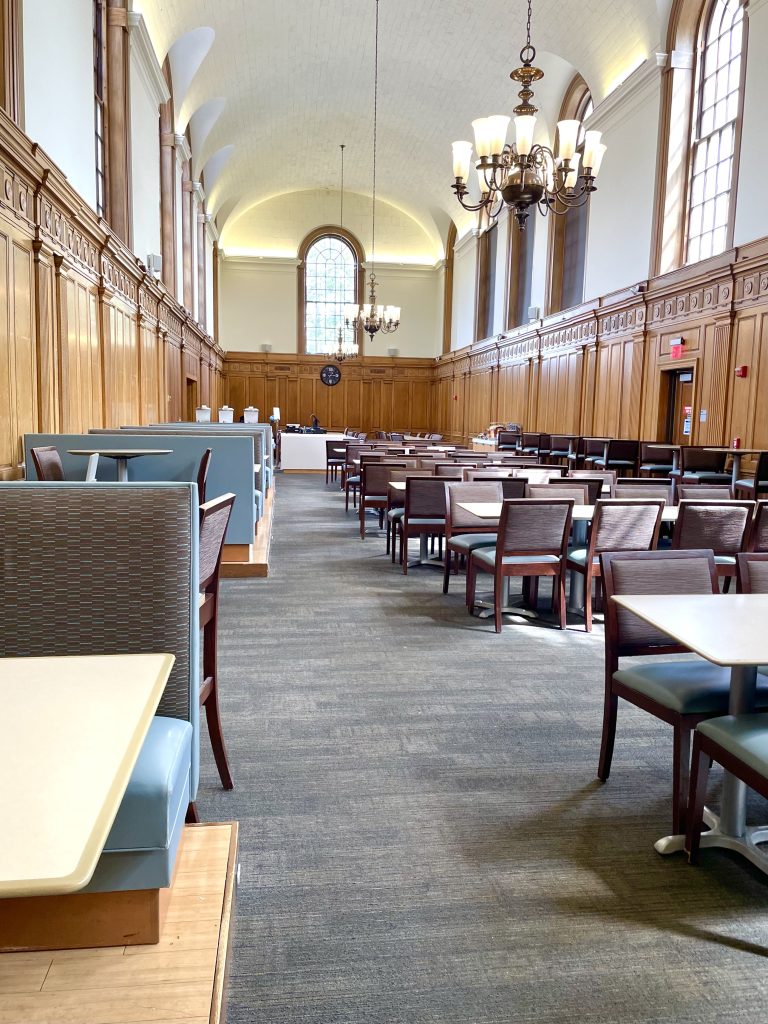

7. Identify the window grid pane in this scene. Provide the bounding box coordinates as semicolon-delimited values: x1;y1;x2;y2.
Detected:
304;236;357;355
685;0;744;264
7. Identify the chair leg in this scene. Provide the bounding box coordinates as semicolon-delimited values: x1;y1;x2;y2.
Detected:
494;573;503;633
466;556;476;610
186;802;200;823
402;534;409;574
386;518;391;554
723;575;732;593
202;620;234;790
686;733;711;864
584;568;593;632
443;549;452;594
345;486;350;512
557;571;567;629
597;692;618;781
672;725;692;836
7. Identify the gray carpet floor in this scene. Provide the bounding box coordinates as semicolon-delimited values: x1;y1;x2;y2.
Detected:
199;474;768;1024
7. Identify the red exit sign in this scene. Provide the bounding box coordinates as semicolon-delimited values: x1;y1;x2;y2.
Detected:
670;337;685;359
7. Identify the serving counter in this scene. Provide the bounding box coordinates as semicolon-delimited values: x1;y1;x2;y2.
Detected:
280;432;347;471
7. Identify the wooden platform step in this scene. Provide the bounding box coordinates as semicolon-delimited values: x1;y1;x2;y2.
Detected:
0;822;239;1024
221;484;274;578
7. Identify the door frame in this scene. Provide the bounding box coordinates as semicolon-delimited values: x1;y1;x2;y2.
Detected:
656;358;698;444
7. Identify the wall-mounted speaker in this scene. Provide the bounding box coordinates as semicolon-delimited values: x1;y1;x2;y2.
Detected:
387;347;398;357
261;343;272;352
527;306;540;322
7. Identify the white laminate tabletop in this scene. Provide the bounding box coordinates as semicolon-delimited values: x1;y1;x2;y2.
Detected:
703;447;763;455
389;481;406;491
645;443;681;449
67;449;173;458
0;652;174;897
612;595;768;666
457;502;678;522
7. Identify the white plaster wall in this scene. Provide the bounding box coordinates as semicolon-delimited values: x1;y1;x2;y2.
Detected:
218;257;442;356
130;54;161;267
23;0;96;208
175;163;184;300
451;231;478;350
528;216;549;321
734;2;768;246
584;63;661;298
205;236;215;336
491;212;509;336
366;266;441;358
219;259;298;352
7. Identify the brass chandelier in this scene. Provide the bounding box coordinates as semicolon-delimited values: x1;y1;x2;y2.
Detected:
450;0;607;229
327;144;358;362
345;0;400;338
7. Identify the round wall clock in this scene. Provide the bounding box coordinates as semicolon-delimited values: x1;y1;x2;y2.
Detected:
320;364;342;387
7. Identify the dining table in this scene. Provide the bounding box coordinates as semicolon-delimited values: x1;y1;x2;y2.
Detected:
645;443;681;474
0;652;174;897
68;448;172;482
611;593;768;874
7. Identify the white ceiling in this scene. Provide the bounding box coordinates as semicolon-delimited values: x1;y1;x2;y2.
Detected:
137;0;673;258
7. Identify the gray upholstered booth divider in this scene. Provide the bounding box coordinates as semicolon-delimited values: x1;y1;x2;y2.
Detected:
0;481;199;893
24;432;256;545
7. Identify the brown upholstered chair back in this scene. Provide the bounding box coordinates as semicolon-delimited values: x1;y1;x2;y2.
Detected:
498;499;574;555
30;445;65;481
362;463;404;496
199;493;235;591
526;483;589;503
680;446;727;473
405;477;452;519
640;442;676;463
750;502;768;551
446;481;503;531
497;431;520;448
678;485;733;500
601;549;718;654
515;468;563;484
196;448;213;505
589;499;664;555
737;552;768;593
584;438;607;458
614;484;671;500
570;468;617;488
434;462;466;476
672;500;754;555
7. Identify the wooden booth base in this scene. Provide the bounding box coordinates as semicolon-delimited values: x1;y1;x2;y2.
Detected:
0;822;238;1023
221;485;274;578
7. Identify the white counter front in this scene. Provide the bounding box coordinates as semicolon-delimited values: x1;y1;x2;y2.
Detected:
280;432;347;471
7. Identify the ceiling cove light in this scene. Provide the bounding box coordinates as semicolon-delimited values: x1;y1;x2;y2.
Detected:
449;0;607;229
346;0;401;339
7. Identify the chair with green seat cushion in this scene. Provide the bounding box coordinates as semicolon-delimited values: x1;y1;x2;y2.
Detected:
599;549;768;836
687;714;768;863
639;442;675;478
567;498;664;632
387;471;433;561
676;445;731;485
547;435;574;466
734;451;768;500
592;439;640;477
400;476;458;574
358;461;406;539
467;498;574;632
672;500;754;589
442;481;503;594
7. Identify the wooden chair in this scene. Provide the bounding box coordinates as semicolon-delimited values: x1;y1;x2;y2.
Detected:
599;549;754;835
614;483;672;500
567;499;664;631
547;435;575;465
569;468;617;497
526;482;589;503
516;467;564;484
735;451;768;500
566;436;586;469
359;463;406;539
386;471;433;559
520;432;544;456
399;476;458;574
325;438;348;484
563;474;604;503
736;551;768;593
671;500;754;588
467;498;574;631
443;481;503;594
593;439;640;477
199;493;237;790
676;446;730;484
639;442;676;478
748;501;768;551
30;445;65;481
497;430;520;451
687;712;768;863
582;438;610;467
677;484;733;500
197;447;213;506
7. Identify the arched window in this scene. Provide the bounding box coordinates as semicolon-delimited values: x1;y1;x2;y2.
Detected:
547;78;593;314
299;229;363;355
685;0;745;263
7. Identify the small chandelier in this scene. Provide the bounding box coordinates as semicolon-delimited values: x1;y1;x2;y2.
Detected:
345;0;401;338
450;0;607;229
327;144;359;363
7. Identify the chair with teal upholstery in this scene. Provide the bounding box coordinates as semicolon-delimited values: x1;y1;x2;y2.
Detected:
639;442;676;478
735;451;768;500
672;499;754;589
0;481;199;894
592;439;640;477
686;714;768;863
467;498;574;632
737;553;768;681
442;481;503;594
399;475;458;574
600;548;768;835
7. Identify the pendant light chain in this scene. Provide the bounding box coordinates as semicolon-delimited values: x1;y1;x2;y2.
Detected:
339;143;345;228
371;0;379;280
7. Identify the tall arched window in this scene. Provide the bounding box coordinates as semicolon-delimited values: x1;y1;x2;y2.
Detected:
685;0;745;263
547;78;593;313
298;228;363;355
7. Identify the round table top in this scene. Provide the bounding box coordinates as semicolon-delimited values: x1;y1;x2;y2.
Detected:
67;449;173;458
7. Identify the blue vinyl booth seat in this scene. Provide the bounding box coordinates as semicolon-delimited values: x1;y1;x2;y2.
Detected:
0;482;199;894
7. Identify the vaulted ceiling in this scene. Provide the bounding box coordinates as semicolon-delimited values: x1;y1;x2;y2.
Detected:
137;0;674;259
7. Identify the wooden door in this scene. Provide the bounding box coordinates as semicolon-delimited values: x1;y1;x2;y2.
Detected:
668;370;694;445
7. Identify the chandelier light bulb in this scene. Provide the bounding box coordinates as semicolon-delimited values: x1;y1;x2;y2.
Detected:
590;143;607;177
485;115;511;156
472;118;493;158
564;152;581;190
556;119;581;161
452;140;473;181
582;130;602;170
476;165;490;195
514;115;537;157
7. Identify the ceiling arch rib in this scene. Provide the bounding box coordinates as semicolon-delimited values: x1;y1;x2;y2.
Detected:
202;145;236;208
188;97;227;175
166;25;215;131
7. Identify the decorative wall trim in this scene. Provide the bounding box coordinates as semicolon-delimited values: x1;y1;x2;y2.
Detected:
588;58;663;134
127;11;170;108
